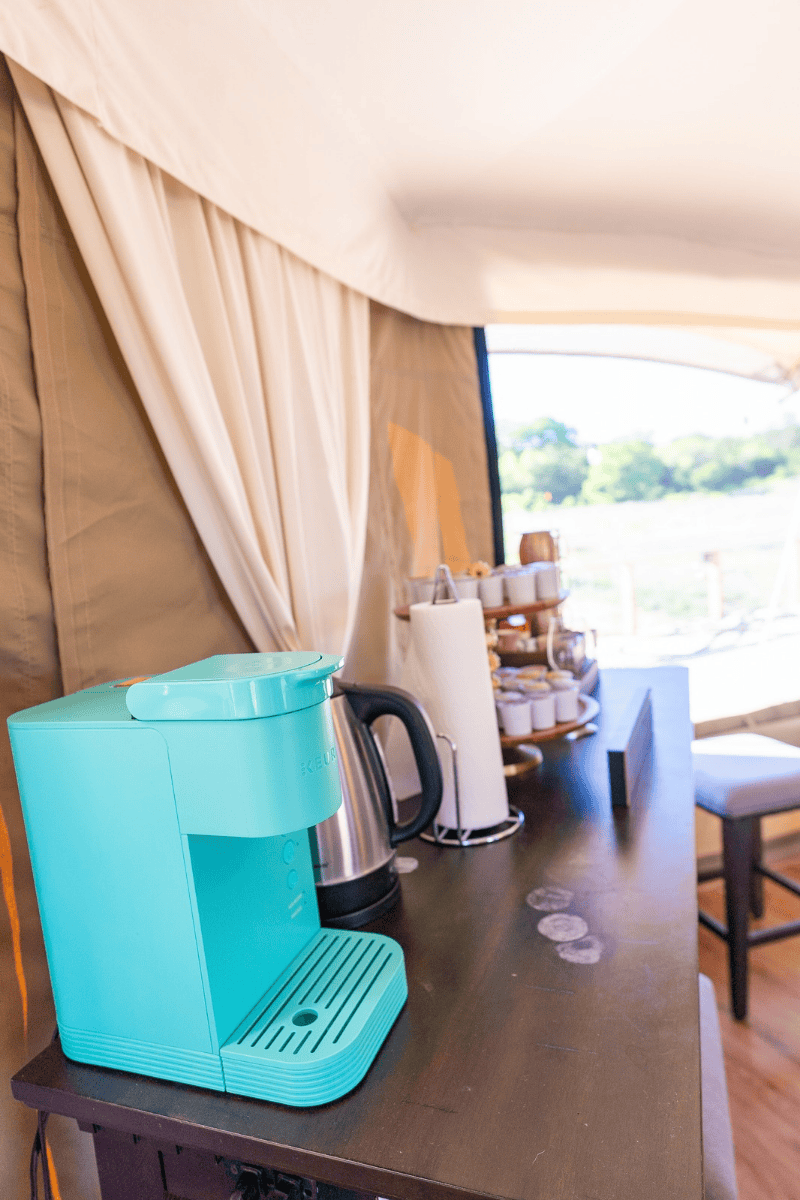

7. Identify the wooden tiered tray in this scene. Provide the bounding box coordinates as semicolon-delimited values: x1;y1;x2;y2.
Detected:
393;590;569;621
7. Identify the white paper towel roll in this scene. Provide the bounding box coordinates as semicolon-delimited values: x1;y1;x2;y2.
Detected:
399;598;509;830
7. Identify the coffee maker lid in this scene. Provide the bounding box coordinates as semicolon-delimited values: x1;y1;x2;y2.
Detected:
125;652;343;721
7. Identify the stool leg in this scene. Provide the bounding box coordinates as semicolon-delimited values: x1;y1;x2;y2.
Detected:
722;816;752;1020
749;817;764;919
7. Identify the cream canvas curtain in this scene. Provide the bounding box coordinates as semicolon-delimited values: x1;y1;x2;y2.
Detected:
11;63;370;659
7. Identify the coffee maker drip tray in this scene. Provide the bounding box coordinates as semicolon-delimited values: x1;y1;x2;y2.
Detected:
221;929;407;1106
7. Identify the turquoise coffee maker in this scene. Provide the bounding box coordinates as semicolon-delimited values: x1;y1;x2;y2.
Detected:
7;653;407;1107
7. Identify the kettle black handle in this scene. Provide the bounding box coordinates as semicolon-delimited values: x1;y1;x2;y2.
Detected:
337;682;443;845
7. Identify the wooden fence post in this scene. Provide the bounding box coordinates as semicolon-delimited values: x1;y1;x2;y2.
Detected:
702;551;724;622
620;562;637;636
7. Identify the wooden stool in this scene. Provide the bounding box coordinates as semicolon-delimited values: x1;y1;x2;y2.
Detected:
694;733;800;1020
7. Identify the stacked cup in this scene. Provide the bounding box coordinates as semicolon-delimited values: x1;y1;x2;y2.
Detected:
496;691;533;736
503;565;537;607
494;665;581;737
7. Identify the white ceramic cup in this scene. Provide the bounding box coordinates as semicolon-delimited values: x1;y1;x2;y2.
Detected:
554;685;580;723
534;562;560;601
504;568;537;606
478;574;504;608
452;574;480;599
518;679;551;694
410;576;435;603
499;697;533;737
547;670;574;685
530;690;556;730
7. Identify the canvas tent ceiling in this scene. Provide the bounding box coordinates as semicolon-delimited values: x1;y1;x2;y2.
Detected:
486;325;800;386
1;0;800;375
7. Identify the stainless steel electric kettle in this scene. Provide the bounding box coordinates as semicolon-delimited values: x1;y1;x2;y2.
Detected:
311;680;443;928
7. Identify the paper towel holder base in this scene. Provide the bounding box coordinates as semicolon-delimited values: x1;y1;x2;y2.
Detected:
420;731;524;847
420;807;524;847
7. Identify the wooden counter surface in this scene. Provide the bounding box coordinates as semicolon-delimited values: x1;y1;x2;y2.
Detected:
12;667;701;1200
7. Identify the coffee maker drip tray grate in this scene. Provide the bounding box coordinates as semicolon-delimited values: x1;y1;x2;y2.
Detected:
220;929;407;1106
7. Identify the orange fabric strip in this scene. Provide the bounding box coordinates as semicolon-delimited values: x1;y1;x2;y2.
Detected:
433;453;471;574
46;1140;63;1200
0;800;27;1040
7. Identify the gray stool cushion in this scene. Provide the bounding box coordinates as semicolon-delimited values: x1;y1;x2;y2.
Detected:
693;733;800;818
699;973;738;1200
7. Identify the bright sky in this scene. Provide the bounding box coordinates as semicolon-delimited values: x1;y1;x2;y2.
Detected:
488;353;799;446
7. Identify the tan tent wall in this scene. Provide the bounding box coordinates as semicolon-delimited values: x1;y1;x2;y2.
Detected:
345;303;494;687
0;57;72;1200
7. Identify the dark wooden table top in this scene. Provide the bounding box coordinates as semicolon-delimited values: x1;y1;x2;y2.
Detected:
12;666;701;1200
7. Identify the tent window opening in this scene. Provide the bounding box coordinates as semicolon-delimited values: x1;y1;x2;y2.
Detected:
484;325;800;731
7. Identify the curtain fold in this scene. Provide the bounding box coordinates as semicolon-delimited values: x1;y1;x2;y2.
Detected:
11;62;370;659
13;98;255;695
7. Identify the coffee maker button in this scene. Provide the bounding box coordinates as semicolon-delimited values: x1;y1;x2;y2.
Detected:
287;869;298;889
282;840;296;864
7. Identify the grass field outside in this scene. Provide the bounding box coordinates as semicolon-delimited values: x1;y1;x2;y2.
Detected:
502;475;800;722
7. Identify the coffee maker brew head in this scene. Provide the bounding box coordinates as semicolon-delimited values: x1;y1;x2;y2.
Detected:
125;652;346;836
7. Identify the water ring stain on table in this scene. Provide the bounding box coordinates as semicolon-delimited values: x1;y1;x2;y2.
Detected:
537;913;589;942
